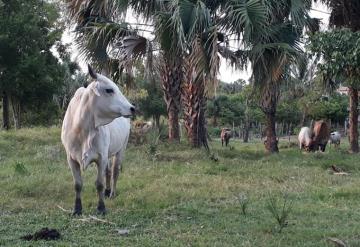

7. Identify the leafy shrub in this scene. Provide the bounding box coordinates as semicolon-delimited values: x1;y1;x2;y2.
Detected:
208;127;222;138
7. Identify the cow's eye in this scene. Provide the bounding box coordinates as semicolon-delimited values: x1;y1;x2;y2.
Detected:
106;89;114;94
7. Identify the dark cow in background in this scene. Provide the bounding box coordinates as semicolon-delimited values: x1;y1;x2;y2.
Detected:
221;128;232;147
310;120;330;152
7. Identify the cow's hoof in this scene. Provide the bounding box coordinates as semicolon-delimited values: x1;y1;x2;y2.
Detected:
96;208;107;215
72;210;82;216
104;189;111;198
97;201;106;215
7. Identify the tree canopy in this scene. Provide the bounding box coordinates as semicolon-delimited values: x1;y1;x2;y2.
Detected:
0;0;74;127
308;29;360;89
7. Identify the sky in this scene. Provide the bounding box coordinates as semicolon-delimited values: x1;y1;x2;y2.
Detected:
62;1;330;83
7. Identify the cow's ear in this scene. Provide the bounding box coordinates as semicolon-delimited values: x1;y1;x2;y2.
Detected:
91;82;101;96
88;64;97;79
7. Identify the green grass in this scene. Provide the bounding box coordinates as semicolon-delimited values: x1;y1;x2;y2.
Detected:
1;128;360;246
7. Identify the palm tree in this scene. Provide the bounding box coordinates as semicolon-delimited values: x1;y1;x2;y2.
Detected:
63;0;240;147
315;0;360;153
65;0;313;152
221;0;316;153
65;0;187;142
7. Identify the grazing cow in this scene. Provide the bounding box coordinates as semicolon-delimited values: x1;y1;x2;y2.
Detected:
329;131;341;148
131;120;153;145
298;127;313;151
134;120;153;133
221;128;232;146
311;120;330;152
61;65;135;215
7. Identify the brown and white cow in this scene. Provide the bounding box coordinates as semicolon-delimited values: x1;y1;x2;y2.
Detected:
221;128;232;147
310;120;330;152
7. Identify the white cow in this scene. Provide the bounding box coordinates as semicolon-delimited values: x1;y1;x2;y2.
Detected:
329;131;341;148
298;127;312;151
61;65;135;215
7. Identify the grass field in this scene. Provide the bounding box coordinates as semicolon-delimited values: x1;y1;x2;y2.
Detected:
1;127;360;246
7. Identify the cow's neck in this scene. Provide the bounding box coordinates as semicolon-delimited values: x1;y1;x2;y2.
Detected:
73;92;96;134
73;92;98;167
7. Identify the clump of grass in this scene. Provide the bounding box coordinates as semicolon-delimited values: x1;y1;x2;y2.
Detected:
279;142;298;149
13;161;29;176
237;193;249;215
145;129;161;161
266;193;293;233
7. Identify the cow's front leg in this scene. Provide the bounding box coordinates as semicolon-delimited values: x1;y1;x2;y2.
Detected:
95;159;107;214
105;163;111;198
68;157;82;216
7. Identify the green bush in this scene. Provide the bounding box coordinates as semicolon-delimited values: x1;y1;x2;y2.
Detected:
208;126;222;137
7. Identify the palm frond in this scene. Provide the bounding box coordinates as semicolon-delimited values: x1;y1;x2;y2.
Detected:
221;0;267;42
218;45;248;71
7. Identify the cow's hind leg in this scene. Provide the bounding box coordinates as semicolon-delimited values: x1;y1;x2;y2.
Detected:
110;152;123;199
95;159;107;214
68;157;82;216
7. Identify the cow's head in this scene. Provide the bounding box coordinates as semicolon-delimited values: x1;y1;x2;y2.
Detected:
88;65;135;127
305;140;317;152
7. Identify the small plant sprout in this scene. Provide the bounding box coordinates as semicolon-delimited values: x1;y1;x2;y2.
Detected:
237;193;249;215
13;162;29;176
266;193;293;233
145;129;161;161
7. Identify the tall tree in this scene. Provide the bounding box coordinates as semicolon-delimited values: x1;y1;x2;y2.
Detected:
64;0;185;142
221;0;317;153
0;0;65;129
65;0;270;148
313;0;360;153
309;29;360;153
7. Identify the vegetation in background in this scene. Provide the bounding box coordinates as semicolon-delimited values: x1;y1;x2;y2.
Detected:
311;0;360;153
0;0;81;128
309;29;360;153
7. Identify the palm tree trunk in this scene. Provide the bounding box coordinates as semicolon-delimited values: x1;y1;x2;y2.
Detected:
348;87;359;153
153;115;160;129
243;124;250;143
243;100;250;143
10;96;21;130
2;91;10;130
260;82;280;153
168;104;180;141
182;78;208;148
161;61;182;142
264;111;279;153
